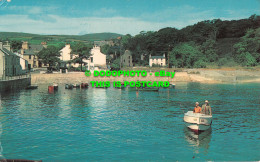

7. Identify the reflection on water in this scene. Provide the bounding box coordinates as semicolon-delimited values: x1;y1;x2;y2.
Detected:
184;127;212;154
0;83;259;161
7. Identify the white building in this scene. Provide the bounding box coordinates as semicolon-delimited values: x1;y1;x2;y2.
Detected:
59;44;88;68
14;53;28;74
149;54;166;67
59;44;106;71
60;44;72;61
87;45;106;71
0;42;23;78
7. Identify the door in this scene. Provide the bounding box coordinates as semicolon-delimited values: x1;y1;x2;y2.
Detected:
28;64;31;71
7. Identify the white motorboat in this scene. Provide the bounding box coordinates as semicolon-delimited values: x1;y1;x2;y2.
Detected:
183;111;212;131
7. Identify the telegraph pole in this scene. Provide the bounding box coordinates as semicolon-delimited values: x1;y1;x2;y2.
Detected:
168;45;170;68
119;37;122;69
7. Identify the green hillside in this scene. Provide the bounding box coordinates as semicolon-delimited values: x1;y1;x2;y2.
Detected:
0;32;122;45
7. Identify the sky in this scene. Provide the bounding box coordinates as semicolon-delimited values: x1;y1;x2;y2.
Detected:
0;0;259;36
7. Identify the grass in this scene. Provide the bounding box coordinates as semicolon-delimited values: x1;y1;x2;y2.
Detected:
0;32;122;45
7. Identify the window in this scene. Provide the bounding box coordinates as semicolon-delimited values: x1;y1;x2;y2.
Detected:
29;55;31;59
91;57;93;63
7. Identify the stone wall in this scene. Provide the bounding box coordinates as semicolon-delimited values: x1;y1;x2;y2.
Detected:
0;78;31;92
31;72;191;84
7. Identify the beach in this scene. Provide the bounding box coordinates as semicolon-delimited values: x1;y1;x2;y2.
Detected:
31;68;260;84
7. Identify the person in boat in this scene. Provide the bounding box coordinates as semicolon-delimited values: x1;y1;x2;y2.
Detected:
193;102;201;113
201;100;212;115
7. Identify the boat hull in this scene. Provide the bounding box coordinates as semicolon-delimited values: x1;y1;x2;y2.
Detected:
185;122;211;131
184;111;212;131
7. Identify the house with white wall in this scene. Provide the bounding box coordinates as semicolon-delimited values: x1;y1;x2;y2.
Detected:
59;44;88;68
149;54;166;67
14;52;28;74
0;42;23;78
87;45;106;71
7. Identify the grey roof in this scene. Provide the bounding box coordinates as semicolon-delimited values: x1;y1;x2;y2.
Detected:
0;48;17;57
17;44;45;55
23;49;36;55
151;56;165;59
29;45;44;52
123;50;132;56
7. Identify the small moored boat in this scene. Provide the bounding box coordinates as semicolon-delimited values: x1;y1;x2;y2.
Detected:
183;111;212;132
115;82;125;89
65;84;73;89
81;83;89;88
73;84;80;88
25;85;38;90
160;83;175;89
53;83;58;90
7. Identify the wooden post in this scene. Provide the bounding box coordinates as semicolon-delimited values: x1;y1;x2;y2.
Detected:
168;45;170;68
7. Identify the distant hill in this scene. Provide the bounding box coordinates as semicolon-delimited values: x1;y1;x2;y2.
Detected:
0;32;123;45
79;33;122;41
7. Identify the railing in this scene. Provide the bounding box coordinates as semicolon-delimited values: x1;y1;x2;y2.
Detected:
0;73;31;81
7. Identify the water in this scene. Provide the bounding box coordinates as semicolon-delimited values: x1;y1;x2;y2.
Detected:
0;83;259;161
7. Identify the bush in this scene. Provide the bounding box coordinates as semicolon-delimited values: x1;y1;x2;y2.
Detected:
217;58;229;66
244;52;257;66
152;63;163;67
194;60;206;68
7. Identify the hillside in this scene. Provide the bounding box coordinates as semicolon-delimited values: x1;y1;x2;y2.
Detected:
0;32;122;45
216;38;240;57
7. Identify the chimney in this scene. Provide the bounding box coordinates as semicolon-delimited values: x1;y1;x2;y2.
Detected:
21;49;24;55
163;53;165;57
22;41;29;50
0;42;3;50
3;41;11;51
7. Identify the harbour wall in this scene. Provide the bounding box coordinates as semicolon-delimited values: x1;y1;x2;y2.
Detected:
0;78;31;92
31;72;191;84
31;70;260;84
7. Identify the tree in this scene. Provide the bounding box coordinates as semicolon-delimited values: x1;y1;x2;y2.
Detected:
101;44;111;55
71;42;91;71
233;28;260;66
170;42;204;68
121;34;132;50
200;39;218;62
37;45;60;71
110;58;120;70
11;40;22;52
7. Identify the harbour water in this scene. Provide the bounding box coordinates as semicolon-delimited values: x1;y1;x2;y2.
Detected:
0;83;259;161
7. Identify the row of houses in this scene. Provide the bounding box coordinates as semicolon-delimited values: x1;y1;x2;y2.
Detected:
1;40;167;79
59;44;167;69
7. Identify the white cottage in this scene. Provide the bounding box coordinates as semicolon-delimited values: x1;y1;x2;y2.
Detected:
0;42;23;78
59;44;88;68
149;54;166;67
87;45;106;71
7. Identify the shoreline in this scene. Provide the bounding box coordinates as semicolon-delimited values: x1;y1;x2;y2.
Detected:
31;70;260;84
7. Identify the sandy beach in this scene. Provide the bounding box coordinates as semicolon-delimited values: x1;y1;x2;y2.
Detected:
31;69;260;84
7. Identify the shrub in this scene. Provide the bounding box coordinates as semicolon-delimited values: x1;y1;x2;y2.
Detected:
194;60;206;68
217;58;229;66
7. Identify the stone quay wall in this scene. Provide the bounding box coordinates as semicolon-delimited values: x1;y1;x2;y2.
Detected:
31;72;191;84
0;77;31;92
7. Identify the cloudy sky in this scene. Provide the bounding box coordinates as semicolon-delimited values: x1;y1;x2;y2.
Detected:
0;0;259;36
